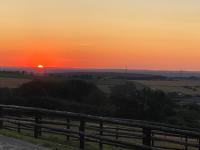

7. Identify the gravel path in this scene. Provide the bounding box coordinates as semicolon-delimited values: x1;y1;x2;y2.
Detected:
0;135;51;150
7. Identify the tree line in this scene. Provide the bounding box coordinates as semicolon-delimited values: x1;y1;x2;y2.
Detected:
0;79;199;128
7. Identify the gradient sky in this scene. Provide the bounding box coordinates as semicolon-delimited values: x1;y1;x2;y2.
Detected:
0;0;200;70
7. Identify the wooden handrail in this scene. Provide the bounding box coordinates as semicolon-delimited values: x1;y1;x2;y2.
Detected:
0;104;200;150
1;104;200;137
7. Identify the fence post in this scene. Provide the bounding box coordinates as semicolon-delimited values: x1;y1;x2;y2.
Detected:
38;115;42;137
66;118;70;141
151;132;154;147
34;112;41;138
185;135;188;150
17;123;21;133
143;128;152;147
99;121;103;150
0;106;3;129
116;126;119;140
115;126;119;148
79;120;85;150
199;137;200;150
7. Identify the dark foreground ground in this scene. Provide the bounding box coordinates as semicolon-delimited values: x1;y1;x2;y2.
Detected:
0;135;51;150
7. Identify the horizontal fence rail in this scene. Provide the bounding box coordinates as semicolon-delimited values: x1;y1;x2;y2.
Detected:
0;105;200;150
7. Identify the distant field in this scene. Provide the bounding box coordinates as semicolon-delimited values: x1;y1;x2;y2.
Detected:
133;79;200;96
95;79;144;93
95;78;200;96
0;77;30;88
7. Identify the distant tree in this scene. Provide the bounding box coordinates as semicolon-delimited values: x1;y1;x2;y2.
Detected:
110;82;175;121
110;82;141;118
16;79;107;105
17;80;49;97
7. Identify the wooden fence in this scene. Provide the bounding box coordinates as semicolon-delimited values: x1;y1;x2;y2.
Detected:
0;104;200;150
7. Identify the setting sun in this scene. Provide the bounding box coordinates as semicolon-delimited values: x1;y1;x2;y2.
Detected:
37;65;44;69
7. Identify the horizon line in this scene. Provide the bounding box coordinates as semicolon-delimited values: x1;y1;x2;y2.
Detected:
0;65;200;72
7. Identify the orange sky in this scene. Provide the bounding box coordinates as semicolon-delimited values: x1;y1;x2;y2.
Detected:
0;0;200;70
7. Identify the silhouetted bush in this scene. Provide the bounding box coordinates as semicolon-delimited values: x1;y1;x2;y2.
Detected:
110;82;175;121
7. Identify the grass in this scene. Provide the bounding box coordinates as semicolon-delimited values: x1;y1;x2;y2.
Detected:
0;128;199;150
0;129;125;150
0;129;77;150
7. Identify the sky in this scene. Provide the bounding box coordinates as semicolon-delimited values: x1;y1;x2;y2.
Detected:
0;0;200;70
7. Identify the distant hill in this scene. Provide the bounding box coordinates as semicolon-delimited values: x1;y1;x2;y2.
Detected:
1;66;200;78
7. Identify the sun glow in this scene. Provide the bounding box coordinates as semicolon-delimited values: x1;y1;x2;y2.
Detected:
37;64;44;69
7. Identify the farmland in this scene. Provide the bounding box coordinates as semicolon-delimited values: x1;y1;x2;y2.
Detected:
87;77;200;96
0;77;30;88
0;71;32;88
0;70;200;97
133;79;200;96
